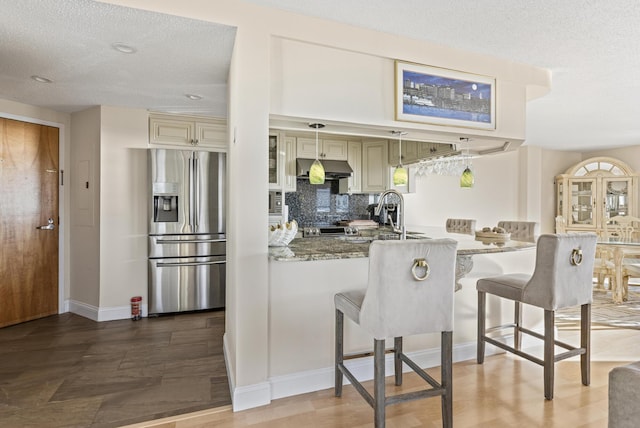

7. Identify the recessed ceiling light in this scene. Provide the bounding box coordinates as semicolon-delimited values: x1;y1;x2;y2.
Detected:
31;75;53;83
111;43;137;54
185;94;203;100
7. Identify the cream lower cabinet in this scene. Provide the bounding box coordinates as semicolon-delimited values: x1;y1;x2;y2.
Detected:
556;157;638;235
362;140;389;193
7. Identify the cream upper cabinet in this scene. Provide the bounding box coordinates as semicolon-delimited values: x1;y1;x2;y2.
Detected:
389;141;456;166
361;140;389;193
388;140;417;166
194;121;226;148
339;141;362;194
283;136;297;192
149;114;227;150
296;138;348;160
555;157;638;235
268;132;282;190
417;142;456;159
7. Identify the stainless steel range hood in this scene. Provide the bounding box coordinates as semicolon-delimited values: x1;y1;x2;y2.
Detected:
296;158;353;180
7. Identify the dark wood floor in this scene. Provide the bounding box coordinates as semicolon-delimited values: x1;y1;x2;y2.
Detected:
0;310;230;428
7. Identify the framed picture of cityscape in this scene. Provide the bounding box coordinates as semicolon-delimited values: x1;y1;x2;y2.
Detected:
395;61;495;130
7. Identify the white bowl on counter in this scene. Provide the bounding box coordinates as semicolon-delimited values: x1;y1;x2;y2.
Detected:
269;220;298;246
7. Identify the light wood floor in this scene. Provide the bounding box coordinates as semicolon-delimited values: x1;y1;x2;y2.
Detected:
124;324;640;428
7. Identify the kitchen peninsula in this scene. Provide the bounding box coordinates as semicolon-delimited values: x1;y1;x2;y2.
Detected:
267;226;537;401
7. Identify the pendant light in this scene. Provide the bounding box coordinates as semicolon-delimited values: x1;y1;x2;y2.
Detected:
459;137;474;188
309;123;325;185
392;130;408;185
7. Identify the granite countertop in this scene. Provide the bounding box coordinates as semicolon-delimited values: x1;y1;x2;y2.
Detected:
269;226;536;262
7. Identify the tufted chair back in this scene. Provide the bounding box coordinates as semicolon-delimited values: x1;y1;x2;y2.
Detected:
522;233;597;310
497;220;540;242
359;239;458;339
445;218;476;235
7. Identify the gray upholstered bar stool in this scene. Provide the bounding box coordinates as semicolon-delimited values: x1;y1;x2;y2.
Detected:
335;239;458;428
476;233;597;400
445;218;476;235
497;220;540;242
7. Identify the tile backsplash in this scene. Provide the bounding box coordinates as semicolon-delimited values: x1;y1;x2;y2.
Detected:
285;179;373;227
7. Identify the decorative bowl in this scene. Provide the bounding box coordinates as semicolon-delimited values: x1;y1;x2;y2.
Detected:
269;220;298;246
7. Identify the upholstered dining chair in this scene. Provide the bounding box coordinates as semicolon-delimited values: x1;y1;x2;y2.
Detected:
335;238;458;428
555;216;566;233
604;215;640;241
604;215;640;299
497;220;540;243
476;233;597;400
445;218;476;235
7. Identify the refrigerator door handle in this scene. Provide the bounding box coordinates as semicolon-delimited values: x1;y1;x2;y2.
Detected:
188;154;196;228
155;238;226;244
193;156;200;228
157;260;226;267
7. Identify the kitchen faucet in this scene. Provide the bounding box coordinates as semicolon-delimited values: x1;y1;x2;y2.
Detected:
374;189;406;240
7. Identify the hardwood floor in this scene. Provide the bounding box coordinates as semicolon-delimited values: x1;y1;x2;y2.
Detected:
2;311;638;427
0;310;230;428
125;324;640;428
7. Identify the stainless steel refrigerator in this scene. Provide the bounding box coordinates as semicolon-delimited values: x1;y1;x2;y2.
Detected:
148;149;226;315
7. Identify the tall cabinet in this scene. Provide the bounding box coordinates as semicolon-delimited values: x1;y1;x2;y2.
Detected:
555;157;638;235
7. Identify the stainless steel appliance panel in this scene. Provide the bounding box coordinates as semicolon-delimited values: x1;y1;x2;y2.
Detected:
149;149;225;235
148;234;226;259
148;148;227;315
194;151;226;234
148;256;226;314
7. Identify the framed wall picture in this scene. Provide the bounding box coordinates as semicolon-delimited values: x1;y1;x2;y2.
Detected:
395;61;496;130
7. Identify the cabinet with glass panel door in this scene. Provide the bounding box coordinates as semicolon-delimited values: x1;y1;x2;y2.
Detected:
555;157;638;236
268;132;283;190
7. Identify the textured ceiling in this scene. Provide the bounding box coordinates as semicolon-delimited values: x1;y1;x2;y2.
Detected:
0;0;235;117
2;1;640;151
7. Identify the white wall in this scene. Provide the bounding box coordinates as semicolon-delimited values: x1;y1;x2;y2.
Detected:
405;150;520;228
99;106;149;313
70;107;101;308
270;37;540;145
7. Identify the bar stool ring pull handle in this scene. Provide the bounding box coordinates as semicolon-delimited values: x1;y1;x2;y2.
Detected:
570;248;583;266
411;258;430;281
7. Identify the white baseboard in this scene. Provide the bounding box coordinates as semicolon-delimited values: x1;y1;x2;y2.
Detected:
224;333;272;412
68;300;99;321
67;300;148;322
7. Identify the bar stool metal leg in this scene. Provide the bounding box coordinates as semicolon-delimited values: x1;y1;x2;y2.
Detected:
514;302;522;351
442;331;453;428
394;337;402;386
477;291;486;364
374;339;386;428
544;310;555;400
335;309;344;397
581;303;591;386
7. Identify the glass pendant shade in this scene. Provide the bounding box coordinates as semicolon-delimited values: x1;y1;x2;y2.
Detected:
309;122;326;185
309;159;325;184
460;167;474;188
392;130;408;186
393;165;408;185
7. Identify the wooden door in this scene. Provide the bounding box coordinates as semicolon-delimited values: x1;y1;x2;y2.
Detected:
0;118;59;328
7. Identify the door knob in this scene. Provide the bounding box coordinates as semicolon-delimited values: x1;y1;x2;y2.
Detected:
36;218;55;230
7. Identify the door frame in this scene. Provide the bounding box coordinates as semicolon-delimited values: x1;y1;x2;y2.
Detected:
1;112;67;314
